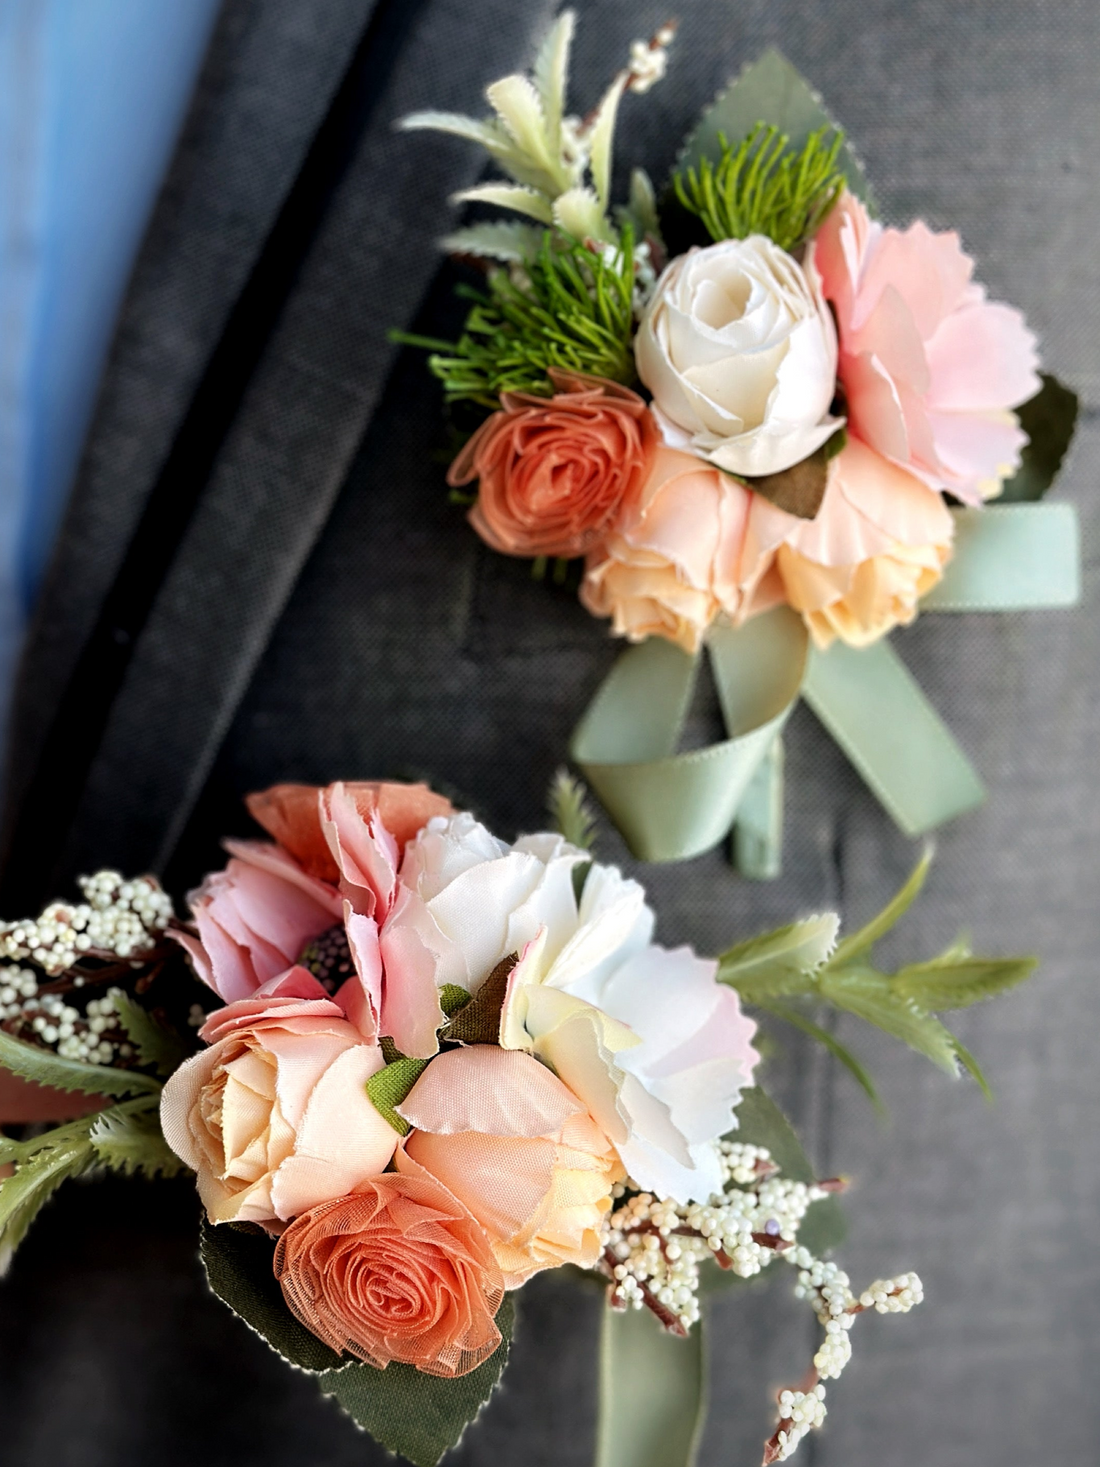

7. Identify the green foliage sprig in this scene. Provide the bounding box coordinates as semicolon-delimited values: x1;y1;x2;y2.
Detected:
717;850;1037;1110
394;230;637;409
673;122;845;253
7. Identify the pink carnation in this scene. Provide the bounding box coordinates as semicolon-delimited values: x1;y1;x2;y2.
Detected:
810;191;1041;504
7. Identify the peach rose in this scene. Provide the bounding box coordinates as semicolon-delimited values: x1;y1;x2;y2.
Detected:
274;1158;505;1377
581;444;755;652
448;370;659;559
399;1047;622;1287
159;968;398;1226
810;191;1041;504
741;436;955;648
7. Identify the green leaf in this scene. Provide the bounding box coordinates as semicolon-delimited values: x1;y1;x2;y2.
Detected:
818;968;959;1074
998;373;1079;502
673;49;874;207
438;984;472;1018
0;1115;98;1266
951;1037;993;1102
828;847;932;968
547;767;597;850
891;956;1037;1011
755;1001;882;1113
110;989;192;1076
717;913;839;1000
366;1057;430;1136
200;1218;346;1372
0;1026;160;1100
318;1294;515;1467
89;1098;188;1178
439;221;543;263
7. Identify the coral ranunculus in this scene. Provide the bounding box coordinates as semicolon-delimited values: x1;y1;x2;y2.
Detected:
448;370;659;559
400;1047;623;1286
274;1162;505;1377
580;444;756;652
159;968;398;1225
810;191;1041;504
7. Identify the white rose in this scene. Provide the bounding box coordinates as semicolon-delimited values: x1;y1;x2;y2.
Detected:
635;236;842;477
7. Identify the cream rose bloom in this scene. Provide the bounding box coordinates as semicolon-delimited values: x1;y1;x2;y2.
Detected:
635;237;841;476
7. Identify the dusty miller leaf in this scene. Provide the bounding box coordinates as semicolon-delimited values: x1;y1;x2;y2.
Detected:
439;221;543;263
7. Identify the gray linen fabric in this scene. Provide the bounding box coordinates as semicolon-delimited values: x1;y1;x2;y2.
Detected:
0;2;1097;1466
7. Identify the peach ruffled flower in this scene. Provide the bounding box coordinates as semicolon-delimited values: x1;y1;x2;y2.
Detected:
400;1047;623;1287
580;444;755;653
742;436;956;648
159;967;398;1226
448;370;659;559
274;1156;505;1377
810;191;1041;504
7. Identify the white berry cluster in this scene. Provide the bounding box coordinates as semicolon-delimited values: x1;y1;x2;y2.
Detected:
0;872;173;974
771;1386;827;1462
0;974;131;1067
600;1141;828;1334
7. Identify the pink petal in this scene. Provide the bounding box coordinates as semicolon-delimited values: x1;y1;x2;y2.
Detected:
398;1047;581;1138
925;300;1040;412
336;905;383;1042
377;885;446;1058
320;782;399;919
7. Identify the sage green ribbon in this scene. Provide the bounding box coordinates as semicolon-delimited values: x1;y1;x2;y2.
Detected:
571;502;1080;876
595;1305;707;1467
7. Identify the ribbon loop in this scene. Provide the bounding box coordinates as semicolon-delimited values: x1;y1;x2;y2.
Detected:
596;1305;707;1467
571;610;806;863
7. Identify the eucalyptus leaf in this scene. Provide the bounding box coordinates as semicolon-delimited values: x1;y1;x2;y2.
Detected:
997;373;1079;502
111;989;192;1076
673;49;874;206
200;1218;346;1372
318;1294;515;1467
891;956;1037;1011
0;1026;160;1099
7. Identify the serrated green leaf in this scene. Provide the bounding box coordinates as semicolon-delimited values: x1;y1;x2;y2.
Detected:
0;1026;160;1099
547;767;597;850
111;989;191;1076
200;1218;346;1372
318;1293;515;1467
366;1057;430;1135
829;848;932;968
891;956;1037;1011
755;1002;882;1113
951;1037;993;1102
439;221;543;263
998;373;1078;503
89;1098;187;1178
673;49;874;206
819;969;959;1074
717;914;839;1000
0;1116;98;1267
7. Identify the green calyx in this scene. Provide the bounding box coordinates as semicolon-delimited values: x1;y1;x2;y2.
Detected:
396;229;638;409
673;122;845;254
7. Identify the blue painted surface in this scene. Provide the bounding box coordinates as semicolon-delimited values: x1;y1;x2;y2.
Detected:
0;0;220;699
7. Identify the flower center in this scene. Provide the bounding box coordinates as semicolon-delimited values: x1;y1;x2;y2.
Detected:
297;923;353;993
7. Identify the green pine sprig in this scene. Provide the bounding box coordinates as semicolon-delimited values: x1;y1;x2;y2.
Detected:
718;849;1038;1110
673;122;845;253
393;229;638;408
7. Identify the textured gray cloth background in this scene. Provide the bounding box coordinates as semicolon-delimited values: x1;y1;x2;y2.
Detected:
0;2;1097;1465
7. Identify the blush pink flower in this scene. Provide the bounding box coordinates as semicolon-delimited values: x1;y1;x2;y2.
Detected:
810;191;1041;504
173;780;455;1049
400;1047;622;1287
159;968;397;1226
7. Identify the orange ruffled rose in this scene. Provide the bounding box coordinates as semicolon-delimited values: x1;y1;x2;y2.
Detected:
400;1047;623;1287
741;437;955;648
274;1159;505;1378
581;444;755;653
448;370;659;559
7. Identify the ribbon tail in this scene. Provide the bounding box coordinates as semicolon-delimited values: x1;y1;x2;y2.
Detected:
732;735;784;880
802;637;985;835
922;502;1080;611
595;1305;707;1467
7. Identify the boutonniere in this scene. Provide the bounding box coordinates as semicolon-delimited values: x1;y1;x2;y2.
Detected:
0;774;1034;1464
396;13;1079;878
